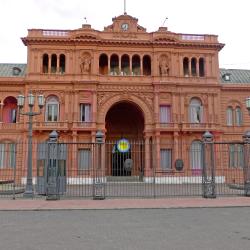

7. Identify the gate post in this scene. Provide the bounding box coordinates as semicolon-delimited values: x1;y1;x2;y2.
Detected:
202;131;216;198
243;131;250;197
46;130;60;200
93;130;105;200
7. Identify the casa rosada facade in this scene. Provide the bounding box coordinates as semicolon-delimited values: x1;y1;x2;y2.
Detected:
1;13;250;181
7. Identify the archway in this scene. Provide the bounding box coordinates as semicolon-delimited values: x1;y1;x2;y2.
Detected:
105;101;145;176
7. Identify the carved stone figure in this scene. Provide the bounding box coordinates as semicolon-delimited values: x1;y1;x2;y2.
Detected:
80;54;91;73
159;56;169;76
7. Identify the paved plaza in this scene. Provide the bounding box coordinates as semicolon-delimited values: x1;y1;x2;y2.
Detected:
0;207;250;250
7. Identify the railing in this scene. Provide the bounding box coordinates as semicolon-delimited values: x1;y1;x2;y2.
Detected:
33;121;69;130
0;122;24;130
182;123;218;131
72;122;95;129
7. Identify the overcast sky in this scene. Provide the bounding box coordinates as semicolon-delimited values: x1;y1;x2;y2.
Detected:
1;0;250;69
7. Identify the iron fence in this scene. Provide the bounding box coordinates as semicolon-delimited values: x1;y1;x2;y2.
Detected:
0;140;248;199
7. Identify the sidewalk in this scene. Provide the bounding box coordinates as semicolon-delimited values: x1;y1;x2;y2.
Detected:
0;197;250;210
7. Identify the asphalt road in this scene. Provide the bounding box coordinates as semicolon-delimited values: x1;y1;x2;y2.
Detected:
0;207;250;250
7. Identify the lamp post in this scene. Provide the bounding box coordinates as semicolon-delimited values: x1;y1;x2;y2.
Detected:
246;97;250;115
17;93;45;198
244;97;250;196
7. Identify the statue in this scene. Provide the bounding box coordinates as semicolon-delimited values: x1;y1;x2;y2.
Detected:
159;56;169;76
80;54;91;73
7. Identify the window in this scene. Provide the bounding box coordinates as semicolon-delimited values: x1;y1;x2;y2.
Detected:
191;58;197;76
160;105;171;123
80;104;91;122
0;143;16;168
229;144;243;168
160;149;172;170
78;149;91;170
189;98;203;123
235;107;243;126
110;54;119;75
51;54;57;73
121;54;130;75
42;54;49;73
46;96;59;122
59;54;66;73
199;58;205;77
99;54;108;75
132;55;140;75
226;107;233;126
183;57;189;76
143;55;151;76
3;96;17;123
190;141;202;170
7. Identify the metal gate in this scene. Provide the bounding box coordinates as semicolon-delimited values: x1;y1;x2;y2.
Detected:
2;131;250;199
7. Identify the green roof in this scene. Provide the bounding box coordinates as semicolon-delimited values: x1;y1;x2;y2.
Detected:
0;63;26;77
220;68;250;84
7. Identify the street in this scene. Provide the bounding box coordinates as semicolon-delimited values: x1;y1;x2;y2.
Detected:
0;207;250;250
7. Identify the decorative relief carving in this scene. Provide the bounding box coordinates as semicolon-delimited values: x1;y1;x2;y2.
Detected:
160;93;171;101
97;85;153;94
97;92;117;107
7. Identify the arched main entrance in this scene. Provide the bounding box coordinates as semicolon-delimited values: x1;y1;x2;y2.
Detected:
105;101;145;176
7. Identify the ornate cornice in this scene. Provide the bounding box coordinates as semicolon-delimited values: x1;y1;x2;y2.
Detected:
22;37;224;50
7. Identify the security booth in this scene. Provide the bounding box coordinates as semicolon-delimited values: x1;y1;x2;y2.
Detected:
36;131;67;197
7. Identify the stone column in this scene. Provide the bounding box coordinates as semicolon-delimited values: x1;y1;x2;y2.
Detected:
92;91;97;124
57;54;60;73
118;55;121;75
129;56;132;75
196;59;199;77
140;57;143;75
108;55;110;74
48;54;51;73
0;102;3;122
173;132;179;161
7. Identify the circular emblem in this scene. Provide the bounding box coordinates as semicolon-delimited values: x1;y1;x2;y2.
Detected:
117;139;130;153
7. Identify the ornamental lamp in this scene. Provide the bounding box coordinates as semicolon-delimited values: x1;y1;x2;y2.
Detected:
17;94;25;109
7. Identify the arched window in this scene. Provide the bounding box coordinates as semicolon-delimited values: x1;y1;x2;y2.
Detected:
191;58;197;76
0;142;16;168
42;54;49;73
59;54;65;73
189;98;203;123
132;55;140;75
183;57;189;76
190;140;203;173
143;55;151;76
45;96;59;122
99;54;108;75
226;107;233;126
121;54;130;75
229;144;243;168
51;54;57;73
110;54;119;75
3;96;17;123
235;106;243;126
199;58;205;77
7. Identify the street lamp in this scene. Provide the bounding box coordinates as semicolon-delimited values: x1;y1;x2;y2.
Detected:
245;97;250;115
17;92;45;198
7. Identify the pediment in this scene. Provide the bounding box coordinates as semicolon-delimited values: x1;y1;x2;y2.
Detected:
104;14;146;33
